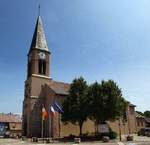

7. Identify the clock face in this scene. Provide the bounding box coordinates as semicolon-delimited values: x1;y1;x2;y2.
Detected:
39;52;46;59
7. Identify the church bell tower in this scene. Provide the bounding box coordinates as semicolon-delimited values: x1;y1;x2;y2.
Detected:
23;15;51;137
27;15;50;78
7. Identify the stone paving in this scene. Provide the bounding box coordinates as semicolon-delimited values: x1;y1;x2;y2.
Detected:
1;135;150;145
0;139;116;145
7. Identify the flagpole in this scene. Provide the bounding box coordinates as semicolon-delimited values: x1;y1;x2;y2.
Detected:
49;109;52;138
59;114;61;137
49;101;63;138
51;113;53;138
49;111;50;137
41;118;44;141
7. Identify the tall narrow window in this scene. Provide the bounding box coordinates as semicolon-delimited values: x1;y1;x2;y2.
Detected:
38;59;46;75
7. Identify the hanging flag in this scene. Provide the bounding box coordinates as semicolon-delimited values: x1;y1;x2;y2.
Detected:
53;101;64;114
50;106;56;115
49;101;63;115
42;106;48;120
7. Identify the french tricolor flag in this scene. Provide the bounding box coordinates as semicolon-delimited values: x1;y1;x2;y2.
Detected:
49;101;63;116
50;106;56;115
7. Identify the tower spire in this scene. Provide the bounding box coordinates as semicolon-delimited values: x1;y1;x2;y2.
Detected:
29;15;49;53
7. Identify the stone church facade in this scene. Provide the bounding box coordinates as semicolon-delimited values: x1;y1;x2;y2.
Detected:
22;15;139;138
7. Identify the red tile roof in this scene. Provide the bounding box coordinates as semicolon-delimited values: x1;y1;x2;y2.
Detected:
48;80;70;95
0;113;22;123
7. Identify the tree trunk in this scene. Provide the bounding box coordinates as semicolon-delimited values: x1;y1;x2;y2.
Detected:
95;122;98;135
79;122;83;136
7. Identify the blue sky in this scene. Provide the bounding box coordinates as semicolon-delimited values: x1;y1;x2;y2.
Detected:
0;0;150;113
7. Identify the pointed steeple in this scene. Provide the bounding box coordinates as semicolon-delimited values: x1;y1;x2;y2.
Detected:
29;15;49;53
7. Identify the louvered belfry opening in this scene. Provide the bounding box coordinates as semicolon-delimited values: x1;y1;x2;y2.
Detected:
38;59;46;75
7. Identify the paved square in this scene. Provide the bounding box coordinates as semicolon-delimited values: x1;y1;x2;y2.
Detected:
0;139;115;145
0;139;150;145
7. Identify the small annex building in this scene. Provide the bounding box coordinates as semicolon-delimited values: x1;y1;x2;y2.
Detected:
0;113;22;137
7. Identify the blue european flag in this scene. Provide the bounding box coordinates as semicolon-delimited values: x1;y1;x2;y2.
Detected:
50;101;64;114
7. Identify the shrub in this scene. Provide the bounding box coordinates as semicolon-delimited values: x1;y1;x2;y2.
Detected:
109;128;118;139
68;134;76;140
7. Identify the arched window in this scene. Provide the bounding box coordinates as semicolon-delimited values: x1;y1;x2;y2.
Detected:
38;59;46;75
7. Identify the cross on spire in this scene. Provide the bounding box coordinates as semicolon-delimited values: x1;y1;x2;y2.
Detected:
38;4;41;16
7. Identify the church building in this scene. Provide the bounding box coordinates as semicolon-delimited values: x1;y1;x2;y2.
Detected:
22;15;139;138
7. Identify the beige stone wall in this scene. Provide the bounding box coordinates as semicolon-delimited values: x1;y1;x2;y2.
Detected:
60;119;95;137
108;120;129;135
127;106;137;133
60;116;136;137
9;122;22;131
59;104;138;137
82;119;95;134
108;105;137;135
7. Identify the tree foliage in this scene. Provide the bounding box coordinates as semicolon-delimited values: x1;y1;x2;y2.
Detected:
61;77;89;136
88;80;126;124
62;78;127;136
144;111;150;118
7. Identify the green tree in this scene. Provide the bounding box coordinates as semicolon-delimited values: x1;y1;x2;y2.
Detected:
87;81;102;124
144;111;150;118
61;77;89;136
88;80;126;125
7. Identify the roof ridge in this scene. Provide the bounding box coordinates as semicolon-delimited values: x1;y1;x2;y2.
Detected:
47;80;70;95
0;113;22;123
51;80;70;85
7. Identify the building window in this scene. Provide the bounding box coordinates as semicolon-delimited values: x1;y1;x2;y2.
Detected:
38;59;46;75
